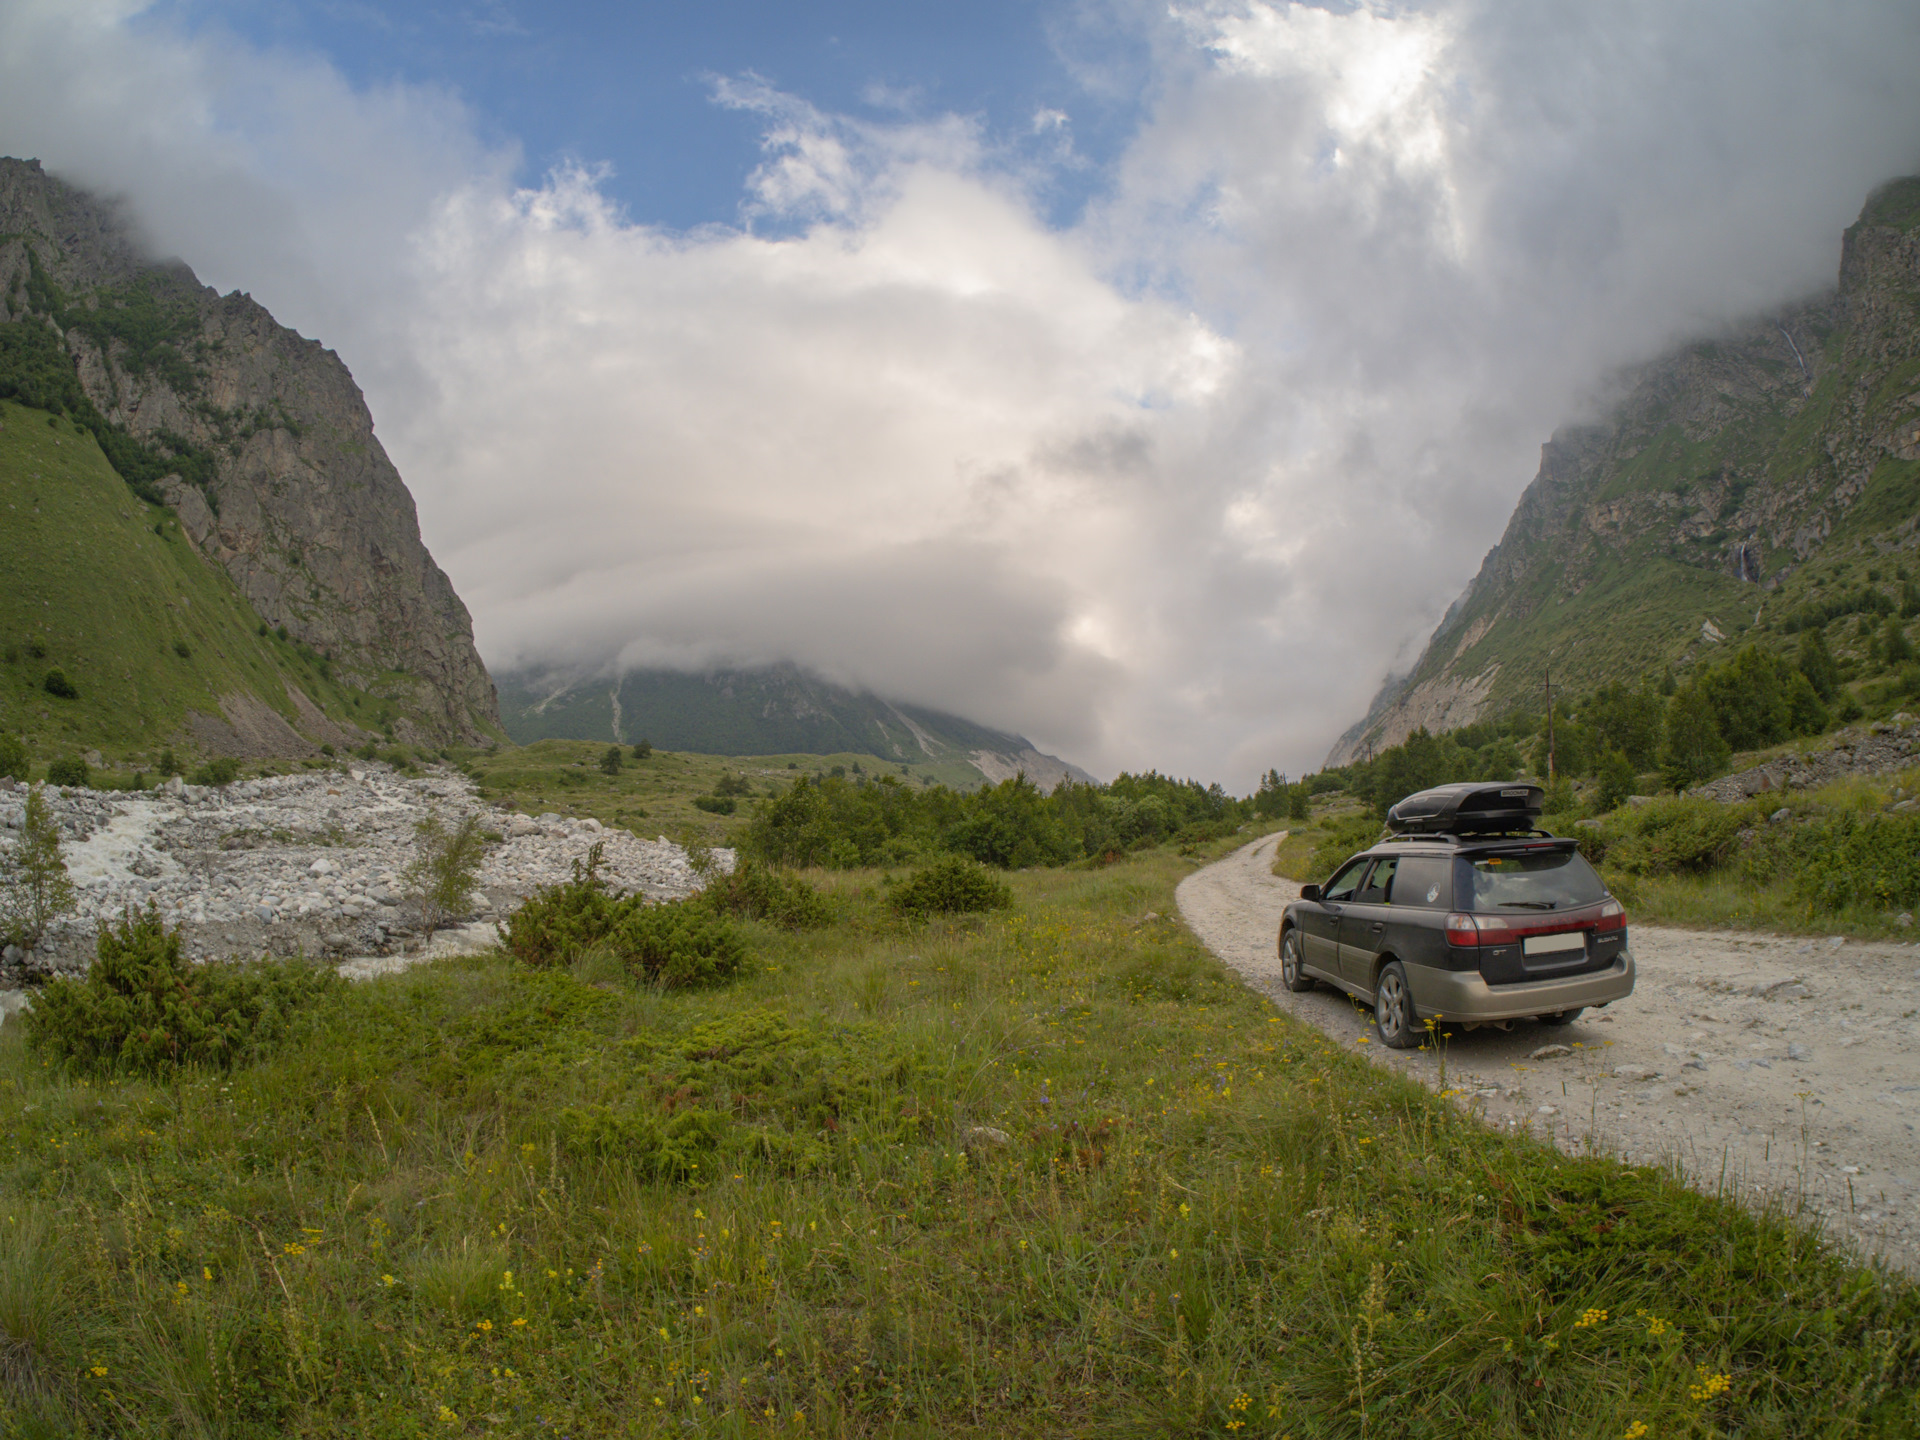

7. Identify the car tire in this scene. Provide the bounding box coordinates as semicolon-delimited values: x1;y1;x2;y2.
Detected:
1279;928;1314;993
1374;961;1420;1049
1537;1008;1585;1026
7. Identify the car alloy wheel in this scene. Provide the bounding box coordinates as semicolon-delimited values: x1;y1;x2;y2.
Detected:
1374;961;1420;1049
1280;929;1314;992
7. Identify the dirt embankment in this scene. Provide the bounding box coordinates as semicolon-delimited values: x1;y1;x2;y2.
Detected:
1179;832;1920;1275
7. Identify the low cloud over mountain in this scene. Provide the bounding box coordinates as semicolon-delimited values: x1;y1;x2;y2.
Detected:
4;0;1919;783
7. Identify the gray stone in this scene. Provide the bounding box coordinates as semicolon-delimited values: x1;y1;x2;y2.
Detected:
1683;1059;1708;1071
1528;1043;1572;1060
1770;807;1791;823
1787;1042;1811;1061
1899;913;1915;928
963;1125;1012;1152
1613;1064;1659;1082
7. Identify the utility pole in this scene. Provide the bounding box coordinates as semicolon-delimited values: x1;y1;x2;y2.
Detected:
1545;664;1556;784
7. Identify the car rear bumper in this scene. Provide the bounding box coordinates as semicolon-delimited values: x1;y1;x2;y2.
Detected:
1407;951;1634;1023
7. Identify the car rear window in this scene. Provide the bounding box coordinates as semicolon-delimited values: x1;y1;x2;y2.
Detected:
1458;851;1606;911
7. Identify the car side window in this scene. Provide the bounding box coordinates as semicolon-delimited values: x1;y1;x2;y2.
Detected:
1354;855;1396;903
1322;858;1369;903
1390;855;1450;909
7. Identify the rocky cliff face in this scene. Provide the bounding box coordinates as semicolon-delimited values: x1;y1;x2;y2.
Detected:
0;158;498;743
1328;177;1920;766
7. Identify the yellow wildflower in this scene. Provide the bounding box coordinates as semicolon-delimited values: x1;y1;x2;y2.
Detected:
1689;1367;1731;1403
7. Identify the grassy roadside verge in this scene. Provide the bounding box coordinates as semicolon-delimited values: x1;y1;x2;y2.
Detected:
2;850;1914;1437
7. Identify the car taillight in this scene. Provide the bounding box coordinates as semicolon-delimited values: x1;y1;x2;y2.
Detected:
1445;913;1511;946
1594;898;1626;932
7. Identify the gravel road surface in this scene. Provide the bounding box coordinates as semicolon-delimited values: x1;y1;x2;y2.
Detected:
1178;831;1920;1275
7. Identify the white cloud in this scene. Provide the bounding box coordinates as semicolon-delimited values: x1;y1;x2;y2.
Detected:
3;0;1920;785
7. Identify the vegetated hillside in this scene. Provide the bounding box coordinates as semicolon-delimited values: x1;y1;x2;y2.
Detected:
496;663;1096;790
1331;175;1920;765
0;157;498;744
0;397;379;763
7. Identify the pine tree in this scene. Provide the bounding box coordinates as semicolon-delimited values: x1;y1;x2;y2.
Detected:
1797;628;1840;700
1661;685;1730;790
1;783;76;949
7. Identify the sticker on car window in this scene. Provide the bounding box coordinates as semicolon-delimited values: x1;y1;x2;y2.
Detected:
1425;884;1440;903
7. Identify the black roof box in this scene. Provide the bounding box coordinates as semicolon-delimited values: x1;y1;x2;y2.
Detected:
1386;781;1543;836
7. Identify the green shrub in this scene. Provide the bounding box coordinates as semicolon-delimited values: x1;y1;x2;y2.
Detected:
23;909;341;1076
713;771;752;797
157;747;180;777
1306;812;1382;881
0;734;26;782
700;861;835;929
599;745;623;776
41;669;76;700
889;856;1014;918
188;756;239;787
23;641;45;661
1595;796;1754;876
632;739;652;760
403;810;487;940
502;844;748;988
1761;811;1920;914
44;755;88;788
606;902;748;987
172;641;191;659
692;795;736;815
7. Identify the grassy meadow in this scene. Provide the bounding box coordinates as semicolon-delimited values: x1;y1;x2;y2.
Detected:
459;741;906;851
3;837;1915;1438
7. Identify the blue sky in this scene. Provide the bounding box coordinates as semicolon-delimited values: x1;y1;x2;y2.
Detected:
151;0;1146;229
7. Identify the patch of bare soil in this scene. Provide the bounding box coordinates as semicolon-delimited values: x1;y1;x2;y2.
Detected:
1178;832;1920;1275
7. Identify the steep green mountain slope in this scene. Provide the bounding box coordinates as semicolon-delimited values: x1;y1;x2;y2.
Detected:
1331;176;1920;763
0;397;383;765
497;664;1096;789
0;157;499;743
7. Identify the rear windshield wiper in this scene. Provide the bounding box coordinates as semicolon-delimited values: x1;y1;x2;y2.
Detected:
1496;900;1557;910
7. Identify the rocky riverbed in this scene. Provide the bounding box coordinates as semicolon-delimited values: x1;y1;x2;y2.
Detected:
0;765;729;984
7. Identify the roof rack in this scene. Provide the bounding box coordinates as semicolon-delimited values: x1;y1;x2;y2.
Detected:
1382;828;1555;844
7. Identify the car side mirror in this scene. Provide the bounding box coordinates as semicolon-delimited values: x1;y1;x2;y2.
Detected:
1298;883;1321;902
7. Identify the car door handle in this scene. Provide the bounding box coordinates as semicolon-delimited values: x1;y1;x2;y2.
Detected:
1369;922;1385;932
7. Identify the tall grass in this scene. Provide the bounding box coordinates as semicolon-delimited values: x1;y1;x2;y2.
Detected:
0;852;1912;1436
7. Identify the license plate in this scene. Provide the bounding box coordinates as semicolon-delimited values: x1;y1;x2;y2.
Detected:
1523;932;1586;957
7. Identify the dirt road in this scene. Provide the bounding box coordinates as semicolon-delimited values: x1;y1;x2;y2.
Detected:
1178;832;1920;1274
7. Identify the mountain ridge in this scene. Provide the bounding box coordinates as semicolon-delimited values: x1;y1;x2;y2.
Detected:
0;157;499;746
497;663;1097;790
1328;175;1920;766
